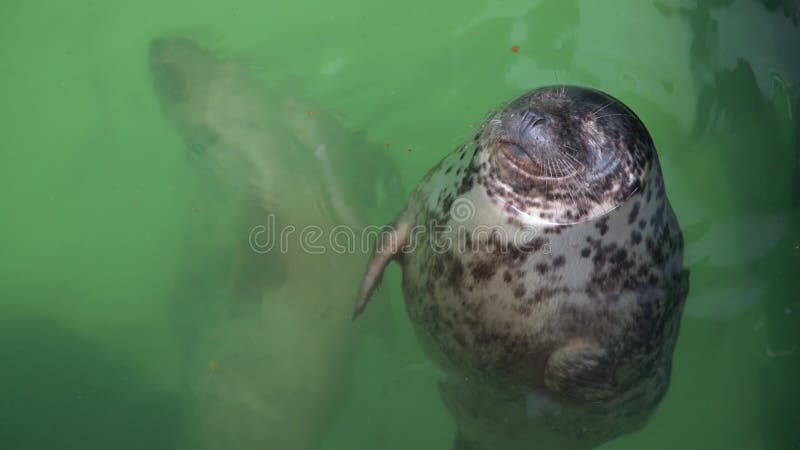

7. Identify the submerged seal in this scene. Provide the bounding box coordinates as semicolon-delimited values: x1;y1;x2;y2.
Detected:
355;86;689;450
150;37;403;450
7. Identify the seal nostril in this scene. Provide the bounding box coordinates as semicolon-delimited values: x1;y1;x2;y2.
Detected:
520;110;546;132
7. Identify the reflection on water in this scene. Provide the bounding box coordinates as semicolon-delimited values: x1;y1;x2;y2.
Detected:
677;3;798;449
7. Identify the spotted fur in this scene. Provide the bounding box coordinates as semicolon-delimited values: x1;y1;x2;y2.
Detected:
357;86;688;450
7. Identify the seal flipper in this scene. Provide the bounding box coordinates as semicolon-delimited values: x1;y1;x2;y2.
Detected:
543;340;620;403
227;206;288;317
352;215;413;320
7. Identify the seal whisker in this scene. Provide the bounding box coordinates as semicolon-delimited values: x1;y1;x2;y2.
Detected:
558;156;576;173
555;158;580;207
545;158;566;218
561;149;585;169
590;101;614;118
554;157;571;177
570;166;601;204
593;113;635;121
560;159;586;208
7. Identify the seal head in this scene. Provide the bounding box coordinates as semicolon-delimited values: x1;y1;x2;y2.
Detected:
149;38;218;105
482;86;652;225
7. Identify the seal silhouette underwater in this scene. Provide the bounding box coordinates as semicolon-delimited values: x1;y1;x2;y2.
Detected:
355;86;689;450
150;37;404;450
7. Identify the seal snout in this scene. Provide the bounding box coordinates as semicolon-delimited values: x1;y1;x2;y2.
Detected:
149;37;201;65
492;107;562;181
149;38;168;62
149;37;212;103
516;109;551;151
495;106;559;161
148;37;183;72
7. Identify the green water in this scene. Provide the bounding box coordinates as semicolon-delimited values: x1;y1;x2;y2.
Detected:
1;0;798;449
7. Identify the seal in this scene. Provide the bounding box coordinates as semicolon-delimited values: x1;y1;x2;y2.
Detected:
150;37;403;450
354;86;689;450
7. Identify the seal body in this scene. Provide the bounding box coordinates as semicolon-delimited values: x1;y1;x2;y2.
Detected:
356;86;688;450
150;37;402;450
